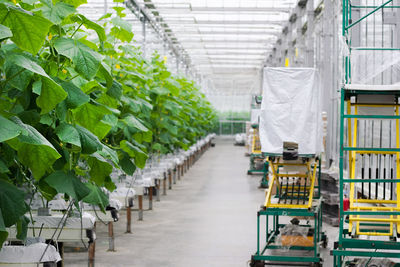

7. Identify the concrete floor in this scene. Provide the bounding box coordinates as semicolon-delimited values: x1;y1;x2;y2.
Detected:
64;137;337;267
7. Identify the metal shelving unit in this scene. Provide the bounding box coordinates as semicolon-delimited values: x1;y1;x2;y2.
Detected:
332;1;400;265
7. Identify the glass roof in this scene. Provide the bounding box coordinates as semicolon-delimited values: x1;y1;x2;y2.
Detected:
79;0;299;110
134;0;297;95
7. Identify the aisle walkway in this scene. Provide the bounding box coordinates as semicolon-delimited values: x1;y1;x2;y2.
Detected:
65;137;265;267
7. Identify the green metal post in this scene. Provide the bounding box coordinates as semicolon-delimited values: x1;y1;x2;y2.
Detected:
345;0;394;30
257;212;260;255
339;88;345;246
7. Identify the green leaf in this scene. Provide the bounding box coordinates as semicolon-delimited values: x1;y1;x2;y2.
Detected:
97;62;113;89
75;125;102;154
55;123;81;147
39;2;76;24
60;0;87;8
38;179;57;201
120;153;135;175
0;180;28;228
73;103;112;140
6;54;67;114
0;210;9;248
0;115;23;143
0;3;53;54
44;170;90;201
120;140;148;169
32;80;42;95
37;77;68;114
54;38;102;80
16;215;29;241
110;17;133;42
0;159;9;173
142;130;153;142
72;14;106;42
82;183;109;212
87;153;112;186
0;24;12;40
60;80;89;109
122;115;149;132
98;144;118;165
107;80;122;100
4;62;33;91
8;117;61;179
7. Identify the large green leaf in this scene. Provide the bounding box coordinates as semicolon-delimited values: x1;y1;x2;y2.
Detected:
72;14;106;42
120;140;148;169
87;153;112;186
98;144;119;165
72;103;112;139
122;114;149;132
60;80;89;109
39;2;76;24
16;216;29;241
55;123;81;147
0;209;8;248
60;0;87;8
82;183;109;212
119;152;136;175
4;62;33;91
0;115;23;143
107;80;122;100
97;62;113;89
54;38;102;80
0;3;53;54
75;125;102;154
7;118;61;179
0;180;28;228
0;24;12;40
38;78;68;114
44;170;90;201
110;17;133;42
7;54;67;114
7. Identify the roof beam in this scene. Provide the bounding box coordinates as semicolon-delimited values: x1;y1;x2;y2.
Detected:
170;31;280;36
178;39;276;44
162;20;285;26
146;7;290;13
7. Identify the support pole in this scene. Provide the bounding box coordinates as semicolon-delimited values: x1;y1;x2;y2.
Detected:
126;206;131;233
306;0;315;67
168;171;172;190
107;222;115;252
149;187;153;210
138;195;143;221
156;180;161;201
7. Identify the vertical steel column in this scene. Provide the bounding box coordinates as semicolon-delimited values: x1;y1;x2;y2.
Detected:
296;6;305;66
107;222;115;251
141;15;146;58
323;0;334;162
306;0;315;67
286;22;293;66
396;3;400;48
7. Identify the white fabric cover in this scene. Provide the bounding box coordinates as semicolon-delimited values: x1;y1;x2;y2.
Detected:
0;243;61;263
251;109;261;125
260;67;322;155
29;213;95;229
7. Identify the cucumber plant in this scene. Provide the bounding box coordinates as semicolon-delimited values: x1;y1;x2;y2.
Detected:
0;0;216;248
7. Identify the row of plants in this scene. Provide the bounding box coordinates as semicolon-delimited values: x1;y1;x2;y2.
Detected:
0;0;217;248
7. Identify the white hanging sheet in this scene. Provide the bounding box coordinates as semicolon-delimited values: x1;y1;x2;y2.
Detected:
251;109;261;125
260;67;322;155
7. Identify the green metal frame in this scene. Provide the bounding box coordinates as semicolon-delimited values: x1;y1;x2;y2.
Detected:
252;201;325;265
333;1;400;265
251;159;325;266
248;153;266;175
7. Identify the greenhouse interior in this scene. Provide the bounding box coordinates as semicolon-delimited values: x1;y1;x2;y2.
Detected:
0;0;400;266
